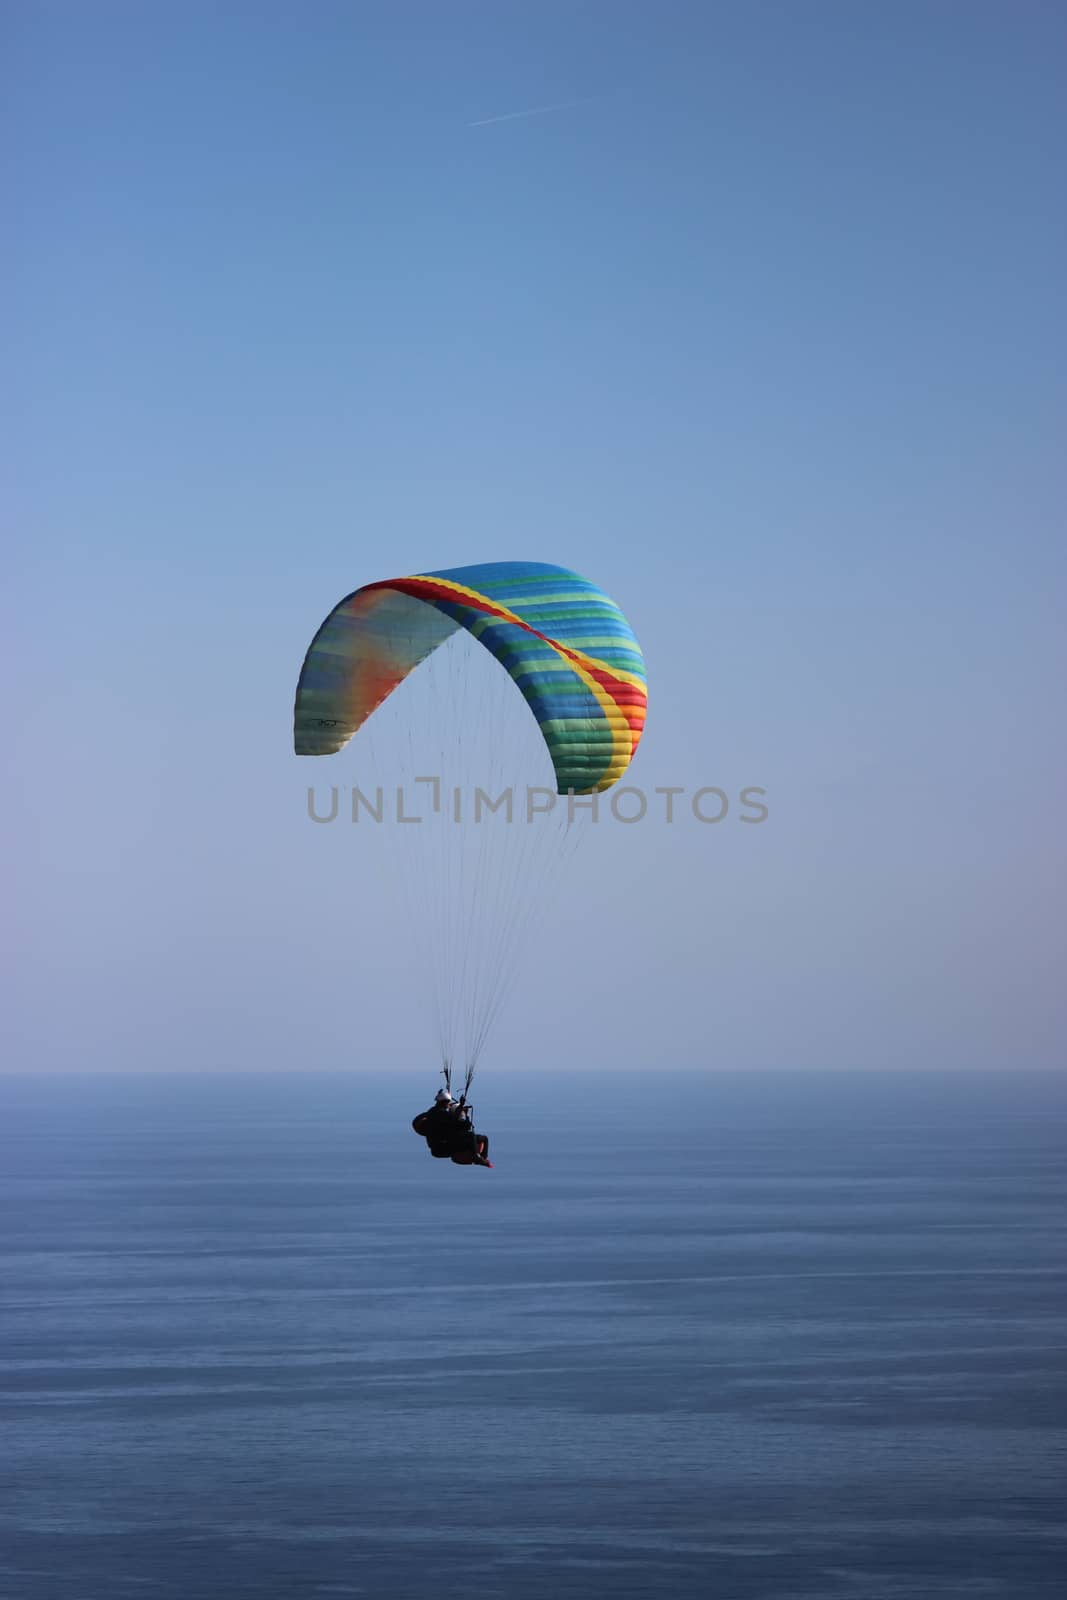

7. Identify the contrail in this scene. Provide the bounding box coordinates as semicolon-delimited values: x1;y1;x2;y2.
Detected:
467;98;588;129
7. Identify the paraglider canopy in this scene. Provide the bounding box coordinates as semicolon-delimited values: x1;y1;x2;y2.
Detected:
293;561;647;793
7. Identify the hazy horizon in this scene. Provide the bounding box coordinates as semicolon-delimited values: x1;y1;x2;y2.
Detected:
3;1065;1065;1078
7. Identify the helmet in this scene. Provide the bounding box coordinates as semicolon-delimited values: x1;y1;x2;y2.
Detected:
434;1089;453;1104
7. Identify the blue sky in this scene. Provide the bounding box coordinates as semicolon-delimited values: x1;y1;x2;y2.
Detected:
5;1;1065;1073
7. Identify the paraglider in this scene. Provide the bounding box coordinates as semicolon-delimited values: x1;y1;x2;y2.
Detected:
293;561;647;1168
411;1088;492;1167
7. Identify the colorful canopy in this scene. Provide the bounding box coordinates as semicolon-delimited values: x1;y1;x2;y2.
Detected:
293;560;647;793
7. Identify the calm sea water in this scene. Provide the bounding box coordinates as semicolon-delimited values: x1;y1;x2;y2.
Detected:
1;1071;1064;1600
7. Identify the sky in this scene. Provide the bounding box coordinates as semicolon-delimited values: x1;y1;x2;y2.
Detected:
4;0;1065;1074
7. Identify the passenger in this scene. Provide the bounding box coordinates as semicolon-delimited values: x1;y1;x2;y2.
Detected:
448;1100;492;1167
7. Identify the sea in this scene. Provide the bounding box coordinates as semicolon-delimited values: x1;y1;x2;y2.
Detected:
1;1070;1064;1600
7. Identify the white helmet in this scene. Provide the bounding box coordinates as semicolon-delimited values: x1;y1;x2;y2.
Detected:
434;1088;453;1104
